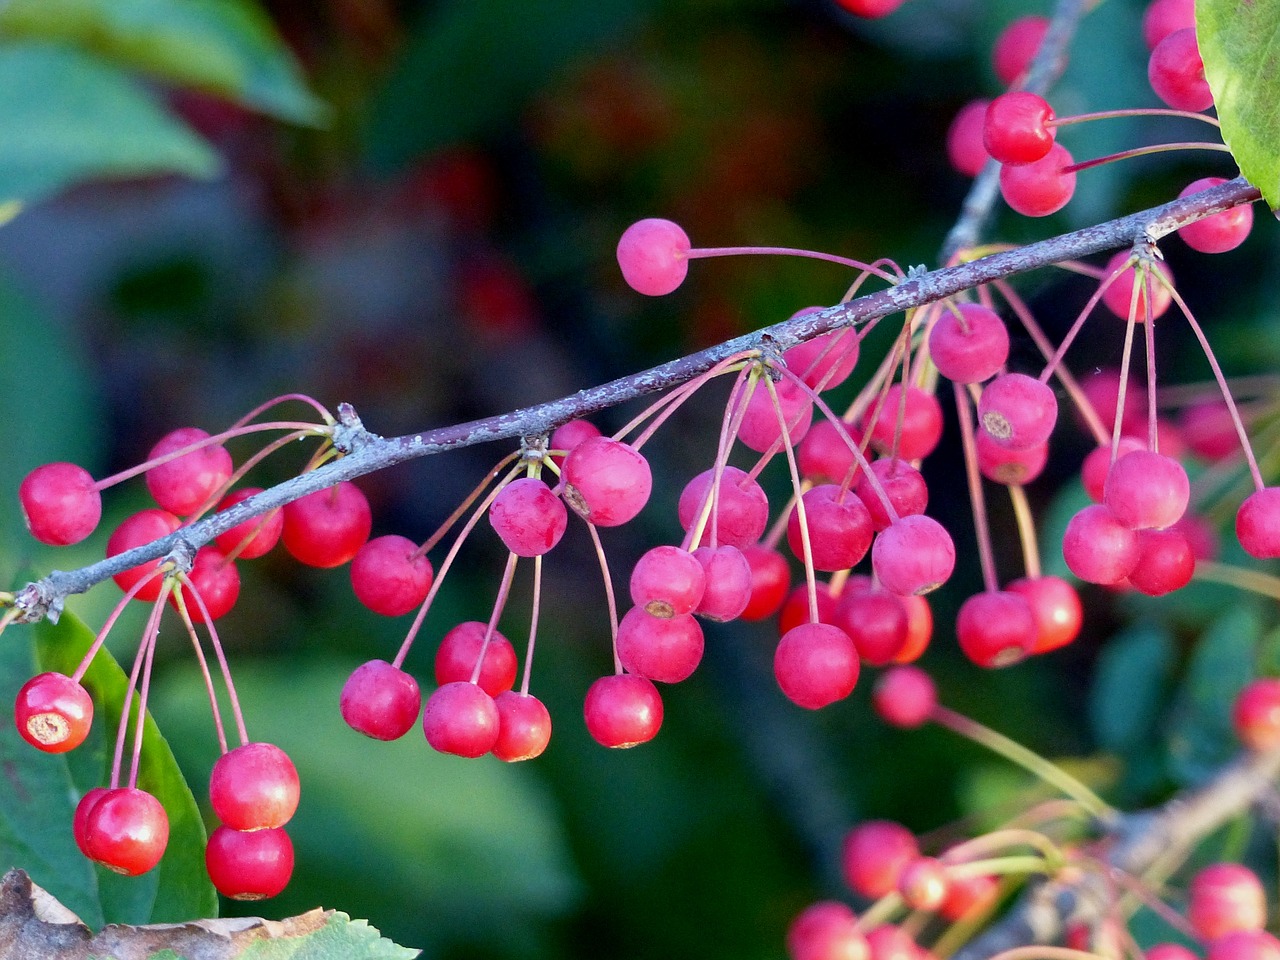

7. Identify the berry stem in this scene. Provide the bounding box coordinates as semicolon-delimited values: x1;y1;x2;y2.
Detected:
228;392;334;430
70;566;168;683
956;382;1000;593
1111;272;1144;459
111;589;168;789
183;583;250;746
1143;273;1160;451
1191;560;1280;600
1007;485;1042;580
1036;262;1125;389
585;523;622;674
1049;106;1221;128
1061;142;1233;175
687;366;757;551
686;245;902;284
469;552;519;687
766;374;820;623
625;353;755;450
419;452;521;557
519;554;543;698
941;827;1063;867
127;607;163;790
930;705;1114;821
185;427;316;527
171;592;230;755
946;855;1051;880
854;893;905;933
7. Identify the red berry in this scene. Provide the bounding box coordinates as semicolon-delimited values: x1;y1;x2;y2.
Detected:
1143;0;1195;49
19;462;101;545
872;666;936;728
1063;504;1140;585
786;901;869;960
1006;575;1083;654
861;386;943;461
677;466;769;548
1128;527;1195;596
209;742;300;831
692;545;753;622
787;485;874;572
854;459;928;531
617;218;691;296
489;478;568;556
779;582;839;636
899;856;949;911
583;674;663;748
1234;678;1280;752
205;825;294;900
740;545;791;622
492;691;552;762
84;787;169;875
871;515;955;597
423;682;500;757
550;420;601;462
785;325;861;390
616;607;704;683
866;925;917;960
1101;251;1174;321
957;591;1038;667
895;595;933;663
340;660;422;741
1208;931;1280;960
999;142;1077;217
74;787;110;858
978;374;1058;450
214;488;283;559
774;623;860;709
562;437;652;527
1149;28;1213;112
983;93;1055;165
107;508;183;601
993;15;1049;86
281;482;372;568
928;303;1010;385
842;820;918;898
434;622;518;696
1147;946;1199;960
145;427;234;516
946;99;991;178
1236;488;1280;559
1181;399;1242;463
939;874;999;921
14;672;93;753
173;547;240;622
835;0;906;17
1190;863;1267;941
630;545;706;618
1083;439;1147;502
1104;450;1190;530
976;431;1048;485
350;535;434;617
736;377;814;453
800;420;857;485
1178;178;1254;253
837;586;908;666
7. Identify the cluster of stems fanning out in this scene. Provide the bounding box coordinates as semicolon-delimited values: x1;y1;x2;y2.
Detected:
4;0;1278;953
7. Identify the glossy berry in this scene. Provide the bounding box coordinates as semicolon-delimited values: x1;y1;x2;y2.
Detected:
1006;575;1082;654
861;385;944;461
617;218;691;296
73;787;110;858
630;545;705;618
205;825;294;900
616;607;704;683
854;458;928;531
976;431;1048;485
787;485;874;572
940;874;1000;921
562;437;652;527
1208;931;1280;960
947;99;991;178
1128;527;1195;596
492;691;552;762
281;482;372;568
423;682;500;757
778;582;839;637
1104;450;1189;530
145;427;234;516
842;820;919;898
838;586;908;666
993;15;1049;86
1236;488;1280;559
984;92;1055;165
1083;438;1147;502
173;547;240;622
736;377;814;453
1063;504;1140;585
692;545;752;622
774;623;860;709
1101;251;1174;321
214;488;283;559
928;303;1009;385
784;325;861;390
107;508;183;601
84;787;169;876
1143;0;1195;48
435;622;518;696
799;419;857;484
740;545;791;622
489;477;568;556
872;666;936;728
14;672;93;753
550;419;601;461
350;535;434;617
786;901;869;960
896;594;934;663
999;142;1076;217
583;674;663;748
1149;28;1213;112
978;373;1058;450
210;742;300;831
872;515;956;597
1178;178;1254;253
677;466;769;549
1189;863;1267;941
340;660;422;741
19;462;101;545
1234;679;1280;752
957;591;1038;667
899;857;950;912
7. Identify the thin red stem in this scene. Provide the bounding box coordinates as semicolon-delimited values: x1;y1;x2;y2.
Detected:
469;552;519;686
956;382;1000;593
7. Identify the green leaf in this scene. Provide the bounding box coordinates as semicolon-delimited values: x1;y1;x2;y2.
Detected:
1089;621;1175;754
366;0;655;170
0;43;220;206
0;0;325;126
35;610;217;925
239;913;420;960
1198;0;1280;208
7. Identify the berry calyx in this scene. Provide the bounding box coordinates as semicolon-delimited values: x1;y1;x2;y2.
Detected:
14;672;93;753
872;666;936;728
205;825;294;900
983;92;1056;165
562;437;652;527
84;787;170;876
209;742;300;831
774;622;860;709
145;427;234;516
423;681;500;758
999;142;1077;217
616;218;691;296
350;535;434;617
630;545;706;618
434;622;518;696
978;374;1058;450
583;674;663;748
19;462;102;546
488;477;568;556
281;482;372;568
492;691;552;762
1233;678;1280;752
340;660;422;741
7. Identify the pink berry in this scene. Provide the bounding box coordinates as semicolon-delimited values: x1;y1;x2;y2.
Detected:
214;488;283;559
1147;946;1199;960
861;385;943;461
896;595;933;663
787;485;874;572
1104;450;1190;530
1181;399;1242;462
1101;251;1174;321
1149;28;1213;112
1083;439;1148;503
786;901;869;960
837;586;908;666
899;857;950;911
423;681;500;757
835;0;906;17
489;477;568;556
779;582;839;637
172;547;240;622
1233;678;1280;752
1062;504;1140;585
1208;931;1280;960
1236;488;1280;559
1190;863;1267;941
1143;0;1195;48
946;99;991;178
84;787;169;876
1081;369;1146;435
785;325;861;390
842;820;918;898
145;427;234;516
928;303;1010;385
19;462;101;545
677;466;769;549
957;591;1038;668
340;659;422;741
14;672;93;753
978;373;1058;450
774;623;860;710
736;377;814;453
1006;575;1082;654
281;482;372;568
999;142;1077;217
854;458;928;531
434;622;518;696
866;925;916;960
550;419;601;455
107;508;183;601
1179;178;1254;253
616;218;691;296
939;874;999;921
799;420;857;485
993;15;1049;86
630;545;706;618
205;825;293;900
492;691;552;762
871;515;955;597
872;666;936;728
1128;527;1195;596
616;607;704;683
983;92;1056;165
209;742;300;831
740;545;791;621
562;437;652;527
350;535;434;617
692;545;753;622
976;432;1048;486
583;674;663;748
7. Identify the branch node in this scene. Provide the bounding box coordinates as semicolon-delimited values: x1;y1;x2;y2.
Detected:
12;579;61;625
332;403;377;454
